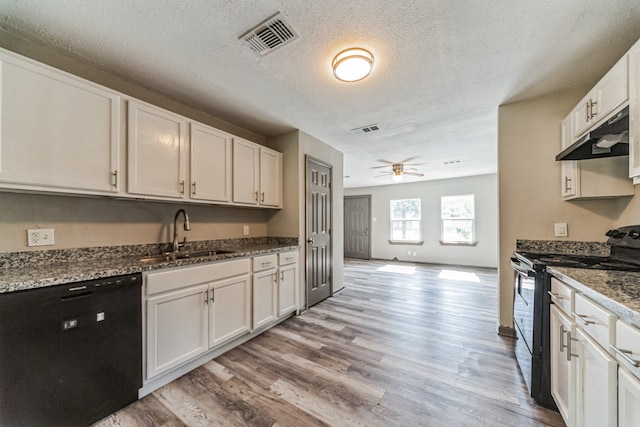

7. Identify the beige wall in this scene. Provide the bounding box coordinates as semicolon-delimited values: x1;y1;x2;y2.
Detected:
497;86;637;329
268;130;345;299
0;192;268;252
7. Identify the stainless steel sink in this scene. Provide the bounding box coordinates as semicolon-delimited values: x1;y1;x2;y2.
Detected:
139;250;235;264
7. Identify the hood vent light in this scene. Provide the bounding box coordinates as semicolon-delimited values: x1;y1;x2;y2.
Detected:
240;12;299;55
351;124;380;135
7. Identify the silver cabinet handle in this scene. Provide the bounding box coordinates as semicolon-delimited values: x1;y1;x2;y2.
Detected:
566;330;580;361
261;192;265;203
590;100;598;119
273;273;277;283
179;180;185;195
111;170;118;187
547;291;564;304
255;191;259;201
572;311;595;326
564;176;572;193
585;101;590;122
204;291;208;305
192;181;197;195
610;345;640;367
280;271;284;281
210;288;214;303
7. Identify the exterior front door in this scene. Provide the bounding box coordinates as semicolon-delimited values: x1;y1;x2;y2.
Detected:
344;195;371;259
306;157;332;307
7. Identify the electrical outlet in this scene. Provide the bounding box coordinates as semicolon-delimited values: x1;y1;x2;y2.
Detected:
243;225;249;236
407;250;411;255
27;228;55;247
554;223;568;237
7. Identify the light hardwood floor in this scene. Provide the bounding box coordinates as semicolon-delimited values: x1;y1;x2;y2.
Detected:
96;258;565;427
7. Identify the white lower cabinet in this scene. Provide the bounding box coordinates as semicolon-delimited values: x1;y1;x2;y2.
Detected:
210;274;251;347
550;305;575;427
619;367;640;426
575;327;618;427
278;251;298;317
144;258;250;380
146;284;208;379
253;267;278;329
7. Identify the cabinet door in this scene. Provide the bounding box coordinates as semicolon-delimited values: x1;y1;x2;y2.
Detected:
232;138;259;205
210;274;251;347
190;123;232;203
128;100;187;198
572;55;629;139
253;269;277;329
259;147;282;207
575;328;617;427
593;55;628;124
278;263;298;317
146;284;208;379
0;50;120;194
629;39;640;179
619;368;640;427
550;305;575;427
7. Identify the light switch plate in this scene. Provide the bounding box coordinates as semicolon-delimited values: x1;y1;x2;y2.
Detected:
554;223;568;237
27;228;55;246
243;225;249;236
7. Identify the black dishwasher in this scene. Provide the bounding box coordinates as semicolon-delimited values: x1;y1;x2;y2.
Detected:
0;273;142;427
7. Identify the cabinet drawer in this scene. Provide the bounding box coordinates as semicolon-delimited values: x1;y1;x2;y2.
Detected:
614;321;640;379
146;258;250;295
278;251;298;266
253;254;277;272
573;293;616;351
550;277;574;316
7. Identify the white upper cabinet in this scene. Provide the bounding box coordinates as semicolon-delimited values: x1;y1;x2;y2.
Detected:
232;137;260;205
190;123;232;203
127;100;187;199
233;138;283;208
0;49;120;194
629;39;640;179
561;114;578;199
572;54;628;139
260;146;283;208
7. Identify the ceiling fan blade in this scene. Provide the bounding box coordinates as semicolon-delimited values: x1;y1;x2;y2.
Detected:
371;165;393;169
376;159;395;164
404;172;424;177
398;156;419;164
403;167;418;172
374;174;393;177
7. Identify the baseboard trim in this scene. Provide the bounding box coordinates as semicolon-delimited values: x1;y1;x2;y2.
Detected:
497;324;516;338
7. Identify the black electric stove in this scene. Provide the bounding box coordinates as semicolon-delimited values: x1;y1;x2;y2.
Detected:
511;225;640;410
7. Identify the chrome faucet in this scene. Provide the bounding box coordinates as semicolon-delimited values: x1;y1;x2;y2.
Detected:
172;209;191;252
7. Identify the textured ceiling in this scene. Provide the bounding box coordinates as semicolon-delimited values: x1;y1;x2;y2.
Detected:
2;1;640;188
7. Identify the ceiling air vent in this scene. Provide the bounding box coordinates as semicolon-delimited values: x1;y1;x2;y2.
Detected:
240;12;299;55
351;124;380;135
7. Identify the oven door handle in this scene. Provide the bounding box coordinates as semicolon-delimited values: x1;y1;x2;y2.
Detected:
510;257;536;278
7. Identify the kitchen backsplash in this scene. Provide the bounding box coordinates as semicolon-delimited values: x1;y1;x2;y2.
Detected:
516;239;610;257
0;237;299;269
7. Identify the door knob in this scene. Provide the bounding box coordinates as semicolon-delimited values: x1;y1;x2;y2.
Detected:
307;238;315;244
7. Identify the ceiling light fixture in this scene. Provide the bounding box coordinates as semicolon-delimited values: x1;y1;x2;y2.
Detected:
392;173;403;182
332;48;374;82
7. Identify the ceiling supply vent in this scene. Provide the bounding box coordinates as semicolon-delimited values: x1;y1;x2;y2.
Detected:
442;160;462;166
240;12;299;55
351;124;380;135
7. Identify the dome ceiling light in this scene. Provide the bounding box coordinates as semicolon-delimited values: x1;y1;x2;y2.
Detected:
332;48;374;82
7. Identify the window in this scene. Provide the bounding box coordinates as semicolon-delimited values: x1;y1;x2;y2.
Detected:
390;198;422;243
441;194;475;244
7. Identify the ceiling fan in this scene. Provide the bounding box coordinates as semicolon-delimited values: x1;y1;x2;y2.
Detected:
372;157;424;182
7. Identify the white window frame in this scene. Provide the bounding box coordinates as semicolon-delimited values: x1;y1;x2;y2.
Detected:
389;198;423;244
440;194;476;245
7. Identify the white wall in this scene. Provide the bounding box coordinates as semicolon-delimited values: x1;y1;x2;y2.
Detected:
345;174;498;268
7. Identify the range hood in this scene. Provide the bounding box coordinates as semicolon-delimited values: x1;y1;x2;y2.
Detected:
556;106;629;161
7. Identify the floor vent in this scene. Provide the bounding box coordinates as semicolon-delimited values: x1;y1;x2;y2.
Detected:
351;124;380;135
240;12;299;55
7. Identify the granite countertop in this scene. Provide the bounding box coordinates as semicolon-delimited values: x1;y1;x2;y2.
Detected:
548;266;640;327
0;237;299;294
515;239;640;327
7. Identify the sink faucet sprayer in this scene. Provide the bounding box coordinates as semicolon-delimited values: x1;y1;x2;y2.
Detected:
172;209;191;252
